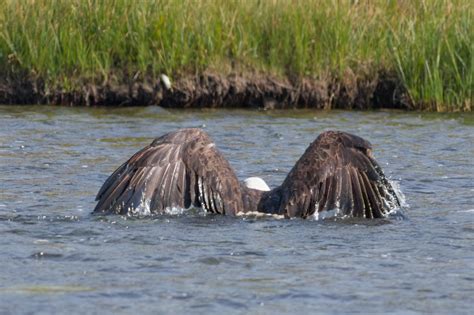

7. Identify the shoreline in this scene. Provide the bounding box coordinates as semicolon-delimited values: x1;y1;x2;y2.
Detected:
0;71;413;110
2;1;471;111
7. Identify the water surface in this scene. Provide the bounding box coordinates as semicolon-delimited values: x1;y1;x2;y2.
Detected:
0;106;473;314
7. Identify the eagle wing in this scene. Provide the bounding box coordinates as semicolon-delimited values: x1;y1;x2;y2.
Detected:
93;128;244;215
273;131;400;218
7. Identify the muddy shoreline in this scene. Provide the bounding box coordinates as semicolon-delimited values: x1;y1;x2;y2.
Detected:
0;71;412;109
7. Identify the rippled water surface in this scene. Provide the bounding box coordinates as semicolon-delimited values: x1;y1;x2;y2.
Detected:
1;106;473;314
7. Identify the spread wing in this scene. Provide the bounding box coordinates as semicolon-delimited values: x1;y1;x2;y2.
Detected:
93;128;244;215
273;131;400;218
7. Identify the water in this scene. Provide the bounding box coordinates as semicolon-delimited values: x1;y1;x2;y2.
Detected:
0;106;473;314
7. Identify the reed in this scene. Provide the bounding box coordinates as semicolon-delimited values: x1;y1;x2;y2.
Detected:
0;0;472;111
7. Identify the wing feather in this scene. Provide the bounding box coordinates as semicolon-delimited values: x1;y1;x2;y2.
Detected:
94;129;243;215
269;131;400;218
350;167;365;217
339;167;353;214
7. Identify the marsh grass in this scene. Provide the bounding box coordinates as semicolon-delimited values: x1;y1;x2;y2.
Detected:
0;0;472;111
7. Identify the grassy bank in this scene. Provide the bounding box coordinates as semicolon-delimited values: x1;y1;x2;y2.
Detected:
0;0;472;111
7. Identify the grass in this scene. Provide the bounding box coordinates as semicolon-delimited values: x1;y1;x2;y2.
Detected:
0;0;472;111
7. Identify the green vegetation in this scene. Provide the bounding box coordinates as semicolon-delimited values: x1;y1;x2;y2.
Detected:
0;0;472;111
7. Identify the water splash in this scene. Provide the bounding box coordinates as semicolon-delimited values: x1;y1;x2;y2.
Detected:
312;209;339;221
390;179;409;208
164;206;186;215
128;193;151;216
236;211;285;219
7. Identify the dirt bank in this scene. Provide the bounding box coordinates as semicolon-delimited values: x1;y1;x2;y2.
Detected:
0;71;412;109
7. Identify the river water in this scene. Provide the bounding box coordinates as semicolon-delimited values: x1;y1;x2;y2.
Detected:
0;105;473;314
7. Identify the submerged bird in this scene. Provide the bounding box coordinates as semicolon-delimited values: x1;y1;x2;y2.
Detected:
94;128;400;218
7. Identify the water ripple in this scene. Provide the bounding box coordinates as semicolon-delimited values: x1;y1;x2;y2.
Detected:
0;106;472;314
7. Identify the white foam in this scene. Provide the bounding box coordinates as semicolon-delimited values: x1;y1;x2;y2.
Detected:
313;209;339;221
128;193;151;216
164;206;186;215
236;211;284;219
389;179;409;208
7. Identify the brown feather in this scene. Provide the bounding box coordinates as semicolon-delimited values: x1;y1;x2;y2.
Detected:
93;129;244;215
259;131;400;218
95;129;400;219
350;167;365;217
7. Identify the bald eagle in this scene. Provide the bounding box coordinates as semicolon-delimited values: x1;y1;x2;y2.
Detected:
94;128;400;218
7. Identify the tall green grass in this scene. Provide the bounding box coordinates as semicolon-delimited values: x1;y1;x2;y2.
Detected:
0;0;472;111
